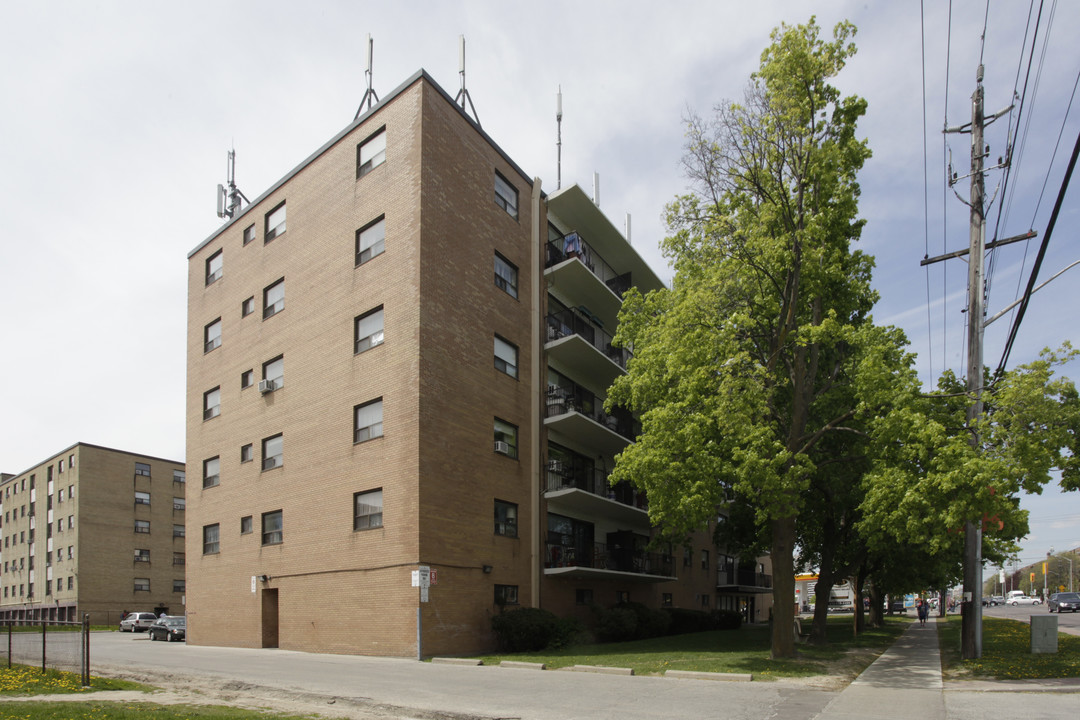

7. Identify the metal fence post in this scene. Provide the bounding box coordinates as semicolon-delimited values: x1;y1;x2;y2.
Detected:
41;618;47;673
82;614;90;687
6;622;10;668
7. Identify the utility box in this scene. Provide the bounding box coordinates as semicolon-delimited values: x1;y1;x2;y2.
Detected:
1030;615;1058;654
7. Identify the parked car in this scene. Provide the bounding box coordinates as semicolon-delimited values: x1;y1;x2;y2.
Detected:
119;612;158;632
1048;592;1080;613
1009;595;1042;606
148;615;186;642
982;595;1005;606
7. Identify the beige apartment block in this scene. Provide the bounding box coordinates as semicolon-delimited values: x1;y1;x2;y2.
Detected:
0;443;186;625
186;70;770;658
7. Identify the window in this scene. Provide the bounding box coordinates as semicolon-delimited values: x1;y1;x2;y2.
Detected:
134;578;150;592
263;278;284;319
67;515;73;529
616;590;630;604
240;516;253;534
67;546;73;559
576;589;594;605
494;253;518;298
356;127;386;178
202;524;220;554
354;489;383;530
494;500;517;538
262;355;283;391
262;510;283;545
701;594;710;608
354;399;384;443
135;462;151;477
494;418;518;458
494;171;518;219
354;306;384;354
701;550;709;570
494;584;519;606
242;296;255;317
683;547;692;567
59;459;65;473
241;369;254;389
494;336;518;378
204;318;222;353
173;524;185;538
69;454;74;469
134;491;150;506
134;549;150;563
203;386;221;420
240;444;253;463
265;201;286;242
173;497;185;511
243;224;256;245
206;250;223;285
203;457;220;488
173;580;186;593
355;216;385;266
663;593;673;608
172;471;185;484
134;520;150;534
262;434;283;470
67;576;73;590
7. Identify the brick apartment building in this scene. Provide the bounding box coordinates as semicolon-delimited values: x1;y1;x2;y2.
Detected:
185;69;771;657
0;443;186;624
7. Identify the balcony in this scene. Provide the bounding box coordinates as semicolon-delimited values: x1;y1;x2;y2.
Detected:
545;462;648;527
545;541;675;583
545;385;638;456
546;308;629;389
545;234;632;325
716;564;773;592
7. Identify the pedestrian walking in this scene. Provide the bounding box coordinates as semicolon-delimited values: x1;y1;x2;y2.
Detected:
917;598;929;626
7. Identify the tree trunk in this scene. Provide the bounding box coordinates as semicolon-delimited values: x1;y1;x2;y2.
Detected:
867;582;884;628
770;515;798;658
809;574;833;645
852;570;865;636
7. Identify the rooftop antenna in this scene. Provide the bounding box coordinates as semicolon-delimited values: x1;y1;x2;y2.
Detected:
216;148;249;220
556;86;563;190
354;34;379;120
592;171;600;207
625;212;631;244
454;35;480;125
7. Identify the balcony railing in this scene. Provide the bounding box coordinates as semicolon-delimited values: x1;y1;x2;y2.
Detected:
545;232;632;298
717;565;772;589
546;308;629;370
545;462;647;511
545;385;638;441
546;541;675;577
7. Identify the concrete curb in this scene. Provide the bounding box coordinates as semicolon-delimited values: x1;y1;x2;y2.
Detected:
431;657;483;666
499;661;547;670
665;670;752;682
567;664;634;676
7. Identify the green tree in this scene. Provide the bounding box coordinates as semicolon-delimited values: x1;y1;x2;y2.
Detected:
608;18;878;659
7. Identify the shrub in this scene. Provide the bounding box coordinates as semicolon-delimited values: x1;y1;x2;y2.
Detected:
712;609;743;630
665;608;715;635
490;607;562;653
594;606;638;643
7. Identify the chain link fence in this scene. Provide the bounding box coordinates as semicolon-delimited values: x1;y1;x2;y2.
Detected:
1;617;90;685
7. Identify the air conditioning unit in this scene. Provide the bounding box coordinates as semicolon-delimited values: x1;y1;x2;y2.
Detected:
258;379;274;394
494;440;510;454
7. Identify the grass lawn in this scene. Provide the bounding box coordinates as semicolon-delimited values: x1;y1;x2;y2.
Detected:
937;614;1080;680
0;666;145;695
477;615;910;679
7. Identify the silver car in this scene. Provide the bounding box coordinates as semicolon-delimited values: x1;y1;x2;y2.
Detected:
119;612;158;632
1009;595;1042;606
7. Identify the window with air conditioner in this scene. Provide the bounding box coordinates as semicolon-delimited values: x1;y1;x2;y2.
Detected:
262;433;283;471
262;355;283;392
494;584;519;606
354;399;383;443
494;500;517;538
354;306;384;354
134;549;150;563
494;418;518;458
355;216;385;266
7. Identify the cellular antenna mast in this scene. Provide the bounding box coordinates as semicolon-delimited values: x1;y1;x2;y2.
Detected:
454;35;480;125
216;148;249;220
556;86;563;190
355;34;379;120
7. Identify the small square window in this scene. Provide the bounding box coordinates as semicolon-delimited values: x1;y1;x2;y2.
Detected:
173;524;185;538
263;278;285;319
262;434;283;471
134;549;150;563
67;576;74;590
662;593;673;608
134;578;150;592
356;216;386;266
494;171;519;219
203;386;221;420
242;296;255;317
262;355;284;391
494;418;518;459
354;399;384;443
135;462;151;477
354;489;383;530
206;250;223;286
135;520;150;534
494;584;519;606
241;369;254;389
134;491;151;506
173;580;186;593
265;202;286;243
356;127;386;178
203;457;220;488
202;524;220;554
173;497;185;511
576;589;593;605
204;318;222;353
355;306;384;354
494;253;518;298
262;510;283;545
240;515;253;534
243;224;256;245
616;590;630;604
172;471;185;484
494;335;518;378
494;500;517;538
240;444;253;463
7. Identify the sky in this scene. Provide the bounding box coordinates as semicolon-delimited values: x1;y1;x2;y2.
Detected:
1;1;1077;569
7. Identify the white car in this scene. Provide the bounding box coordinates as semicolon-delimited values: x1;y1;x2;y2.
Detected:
1009;595;1042;606
119;612;159;632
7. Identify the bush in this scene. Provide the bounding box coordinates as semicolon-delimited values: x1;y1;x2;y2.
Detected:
664;608;716;635
712;609;742;630
491;608;563;653
594;606;639;643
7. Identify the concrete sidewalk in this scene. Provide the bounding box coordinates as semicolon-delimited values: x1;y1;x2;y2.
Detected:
816;618;945;719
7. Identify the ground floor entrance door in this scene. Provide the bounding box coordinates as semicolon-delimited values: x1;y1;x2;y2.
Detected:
261;588;279;648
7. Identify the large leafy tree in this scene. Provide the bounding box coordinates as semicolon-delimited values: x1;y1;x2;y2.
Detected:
608;18;880;658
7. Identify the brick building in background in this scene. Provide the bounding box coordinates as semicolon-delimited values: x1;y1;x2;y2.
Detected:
0;443;186;624
185;69;771;657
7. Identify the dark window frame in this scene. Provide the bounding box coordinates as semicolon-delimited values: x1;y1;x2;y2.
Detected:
264;201;286;243
353;488;383;531
356;126;387;178
354;398;384;444
355;215;386;266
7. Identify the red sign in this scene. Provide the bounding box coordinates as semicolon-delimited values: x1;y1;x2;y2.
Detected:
430;569;438;585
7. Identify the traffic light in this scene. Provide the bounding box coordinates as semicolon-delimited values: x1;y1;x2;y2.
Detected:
1030;572;1035;582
